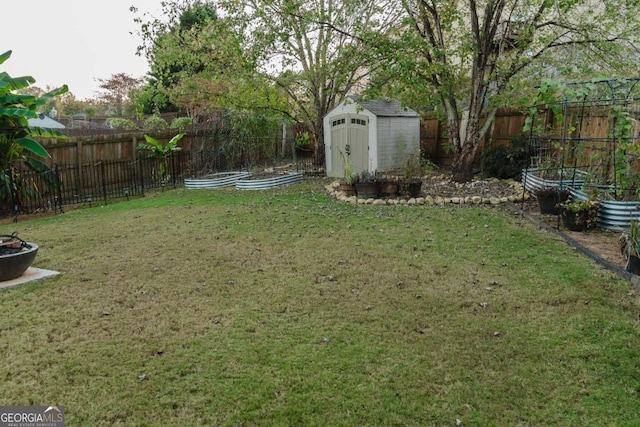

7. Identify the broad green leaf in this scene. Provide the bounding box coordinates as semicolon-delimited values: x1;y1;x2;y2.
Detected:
23;156;57;188
27;127;67;139
0;50;10;65
0;108;38;119
34;85;69;107
15;138;50;158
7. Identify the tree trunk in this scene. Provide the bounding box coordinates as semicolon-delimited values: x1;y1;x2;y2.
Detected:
451;144;477;183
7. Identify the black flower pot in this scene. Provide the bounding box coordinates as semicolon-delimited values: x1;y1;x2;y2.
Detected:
626;255;640;275
536;190;569;215
355;182;380;199
402;181;423;198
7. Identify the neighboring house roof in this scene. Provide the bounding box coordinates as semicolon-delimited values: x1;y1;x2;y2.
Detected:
345;95;419;117
28;113;66;129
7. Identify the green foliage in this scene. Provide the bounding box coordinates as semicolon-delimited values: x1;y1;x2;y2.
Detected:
559;199;599;230
133;1;257;114
624;220;640;258
105;117;138;130
481;135;535;180
143;114;169;133
523;79;567;134
354;170;377;184
294;131;311;148
403;153;423;182
343;160;356;185
137;133;184;183
369;1;640;182
212;110;286;170
0;50;67;206
169;117;194;131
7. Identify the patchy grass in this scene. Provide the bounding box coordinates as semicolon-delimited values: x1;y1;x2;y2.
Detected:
1;179;639;426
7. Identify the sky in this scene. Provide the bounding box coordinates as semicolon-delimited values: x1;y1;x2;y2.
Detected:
1;0;165;100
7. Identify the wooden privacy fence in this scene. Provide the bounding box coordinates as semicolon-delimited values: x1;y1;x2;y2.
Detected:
420;108;528;167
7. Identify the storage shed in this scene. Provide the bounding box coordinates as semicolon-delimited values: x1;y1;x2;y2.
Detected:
324;96;420;178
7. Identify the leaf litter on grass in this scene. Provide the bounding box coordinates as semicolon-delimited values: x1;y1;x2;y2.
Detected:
0;180;639;426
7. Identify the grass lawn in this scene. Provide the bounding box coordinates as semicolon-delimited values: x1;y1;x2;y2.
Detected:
1;178;639;426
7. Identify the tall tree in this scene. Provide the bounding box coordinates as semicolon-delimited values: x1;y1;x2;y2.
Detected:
96;73;144;117
132;1;258;115
224;0;402;163
373;0;640;182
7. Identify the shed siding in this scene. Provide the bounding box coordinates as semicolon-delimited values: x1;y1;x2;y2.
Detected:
375;117;420;172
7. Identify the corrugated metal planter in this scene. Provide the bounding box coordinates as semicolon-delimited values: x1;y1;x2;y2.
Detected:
184;172;250;189
522;168;587;194
236;172;303;190
570;188;640;231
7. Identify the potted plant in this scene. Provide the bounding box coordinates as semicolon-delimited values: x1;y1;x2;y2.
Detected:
533;186;570;215
338;160;357;196
0;50;67;280
623;220;640;275
402;153;423;198
354;170;380;199
558;199;599;231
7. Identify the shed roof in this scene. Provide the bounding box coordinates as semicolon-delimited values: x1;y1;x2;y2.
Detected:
27;113;65;129
347;95;419;118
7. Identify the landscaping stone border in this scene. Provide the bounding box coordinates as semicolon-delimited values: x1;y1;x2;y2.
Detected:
325;180;530;206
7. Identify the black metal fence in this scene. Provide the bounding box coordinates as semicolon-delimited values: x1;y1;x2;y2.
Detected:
1;148;320;220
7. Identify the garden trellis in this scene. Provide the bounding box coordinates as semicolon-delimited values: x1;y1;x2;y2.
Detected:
524;77;640;229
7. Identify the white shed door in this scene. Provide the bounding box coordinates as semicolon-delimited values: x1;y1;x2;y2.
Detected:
330;114;369;176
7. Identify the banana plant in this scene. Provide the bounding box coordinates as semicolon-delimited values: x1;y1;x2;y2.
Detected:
137;133;184;184
0;50;68;206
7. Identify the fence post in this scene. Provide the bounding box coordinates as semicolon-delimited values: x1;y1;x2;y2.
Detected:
55;163;64;214
171;152;177;188
132;136;137;162
8;167;18;223
139;158;145;197
100;161;108;204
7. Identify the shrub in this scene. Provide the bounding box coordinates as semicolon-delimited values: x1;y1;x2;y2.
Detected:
106;118;138;130
143;115;169;133
170;117;194;131
481;135;534;180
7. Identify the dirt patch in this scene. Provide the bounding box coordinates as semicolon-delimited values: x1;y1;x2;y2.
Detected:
526;207;628;270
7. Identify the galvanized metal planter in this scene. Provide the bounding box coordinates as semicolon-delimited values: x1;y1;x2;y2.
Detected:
184;172;250;189
570;188;640;231
522;168;587;194
236;172;303;190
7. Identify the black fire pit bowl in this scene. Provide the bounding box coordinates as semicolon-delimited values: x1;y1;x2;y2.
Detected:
0;242;39;282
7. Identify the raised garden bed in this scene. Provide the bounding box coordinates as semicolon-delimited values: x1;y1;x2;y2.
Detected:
236;172;303;190
522;167;588;194
184;172;250;189
570;188;640;231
